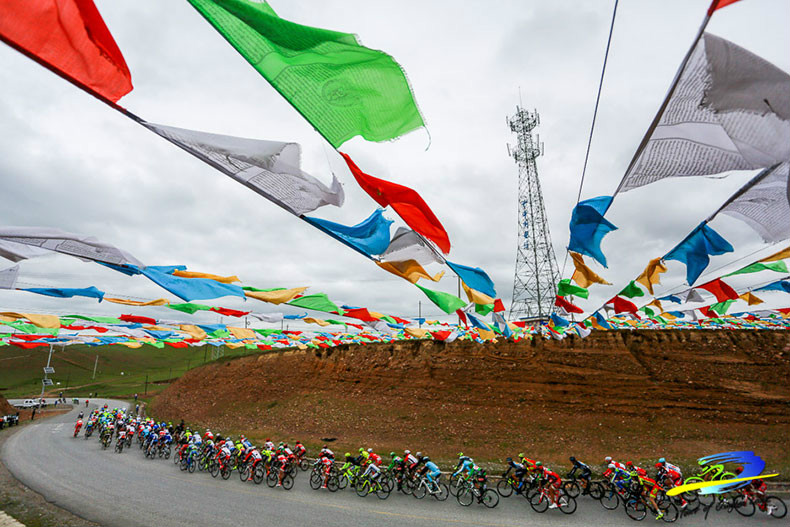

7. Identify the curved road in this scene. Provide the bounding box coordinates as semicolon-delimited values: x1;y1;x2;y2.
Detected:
0;400;773;526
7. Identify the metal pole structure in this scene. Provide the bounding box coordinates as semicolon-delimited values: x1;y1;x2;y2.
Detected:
507;106;560;321
92;355;99;380
39;344;55;412
418;301;422;328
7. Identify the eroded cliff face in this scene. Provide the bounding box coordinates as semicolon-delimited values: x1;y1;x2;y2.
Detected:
151;330;790;464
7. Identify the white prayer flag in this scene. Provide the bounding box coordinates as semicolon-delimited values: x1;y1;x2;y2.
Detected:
618;33;790;193
0;227;143;267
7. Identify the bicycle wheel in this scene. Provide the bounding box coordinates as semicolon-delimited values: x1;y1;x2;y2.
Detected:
210;463;219;478
173;451;181;464
252;465;265;484
529;491;549;513
309;471;322;490
496;479;514;497
660;502;679;523
180;458;189;471
563;480;580;498
625;499;647;521
559;494;578;515
448;474;462;496
163;447;171;459
114;443;121;453
589;481;604;500
240;465;251;482
355;479;370;497
766;496;787;518
267;471;278;488
337;474;348;490
600;489;620;510
731;494;754;516
221;465;231;480
327;475;340;492
299;458;309;471
434;483;449;501
188;460;196;474
413;482;427;499
282;474;294;490
482;489;499;508
457;488;474;507
375;481;391;500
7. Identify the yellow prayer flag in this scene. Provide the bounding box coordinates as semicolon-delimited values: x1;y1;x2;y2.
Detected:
171;270;240;283
405;327;429;338
225;342;246;349
0;312;60;329
760;245;790;263
245;287;308;305
179;324;207;340
570;252;611;288
118;341;144;349
477;328;497;341
660;312;677;320
229;327;257;339
376;260;444;284
105;297;170;306
462;282;495;305
304;317;331;327
739;292;764;306
646;298;663;311
636;258;667;295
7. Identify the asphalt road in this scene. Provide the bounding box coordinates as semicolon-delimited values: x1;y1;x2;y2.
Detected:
0;400;777;527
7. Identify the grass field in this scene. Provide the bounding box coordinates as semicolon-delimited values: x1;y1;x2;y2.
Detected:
0;344;265;400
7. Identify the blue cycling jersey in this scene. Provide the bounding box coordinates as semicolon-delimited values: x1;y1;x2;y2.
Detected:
452;459;474;477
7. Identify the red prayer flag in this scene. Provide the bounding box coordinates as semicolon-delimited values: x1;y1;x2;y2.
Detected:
340;153;451;253
209;307;250;317
258;344;272;351
608;296;638;314
493;299;506;313
430;330;452;341
166;341;189;348
698;306;716;318
697;279;739;303
455;309;468;328
11;341;49;349
555;295;584;314
0;0;132;103
342;307;379;323
120;314;157;325
707;0;743;15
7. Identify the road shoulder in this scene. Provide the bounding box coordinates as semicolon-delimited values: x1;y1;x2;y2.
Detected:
0;410;99;527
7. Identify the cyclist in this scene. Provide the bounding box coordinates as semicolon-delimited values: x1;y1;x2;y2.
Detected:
73;419;83;437
318;447;335;489
607;462;632;492
632;469;664;520
734;466;769;510
404;450;418;471
275;449;288;487
361;454;383;487
567;456;593;494
421;456;442;491
294;441;306;460
387;452;407;491
626;461;647;478
655;462;687;509
503;457;529;495
657;457;682;477
264;438;275;452
535;462;562;508
451;452;476;479
368;449;382;466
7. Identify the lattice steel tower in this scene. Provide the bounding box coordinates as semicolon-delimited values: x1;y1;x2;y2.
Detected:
507;107;560;321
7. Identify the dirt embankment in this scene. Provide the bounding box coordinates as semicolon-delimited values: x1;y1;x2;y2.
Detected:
151;330;790;469
0;396;17;416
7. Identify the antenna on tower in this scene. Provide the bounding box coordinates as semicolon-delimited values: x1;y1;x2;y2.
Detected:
507;105;560;321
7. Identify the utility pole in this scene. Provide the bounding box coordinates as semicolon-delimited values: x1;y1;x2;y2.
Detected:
39;344;55;411
418;301;422;328
92;355;99;380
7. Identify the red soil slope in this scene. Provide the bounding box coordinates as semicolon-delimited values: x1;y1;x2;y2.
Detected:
151;330;790;470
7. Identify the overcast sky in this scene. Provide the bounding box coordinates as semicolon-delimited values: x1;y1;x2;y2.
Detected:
1;0;788;328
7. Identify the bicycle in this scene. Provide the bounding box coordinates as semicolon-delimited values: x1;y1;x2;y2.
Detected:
354;472;391;499
412;474;448;501
114;437;125;454
624;487;678;523
733;490;787;519
563;474;603;499
684;463;737;507
456;478;499;508
529;484;577;514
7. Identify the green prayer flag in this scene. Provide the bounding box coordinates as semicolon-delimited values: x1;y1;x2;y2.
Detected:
188;0;424;147
416;284;467;315
710;299;735;315
65;315;122;324
168;303;212;314
640;306;655;317
242;286;285;292
557;279;589;299
475;303;494;316
287;293;344;315
619;280;645;299
725;261;788;277
145;341;165;349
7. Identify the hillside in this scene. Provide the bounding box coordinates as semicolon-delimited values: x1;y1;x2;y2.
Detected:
151;330;790;470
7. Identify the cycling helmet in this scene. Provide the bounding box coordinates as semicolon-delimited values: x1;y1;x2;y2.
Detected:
345;452;351;457
358;447;365;453
390;452;396;458
296;441;301;445
658;458;666;464
416;452;423;458
604;456;612;463
608;463;616;470
404;450;411;455
457;452;464;458
626;461;634;467
506;457;513;463
423;456;430;462
536;461;542;467
266;438;271;442
322;445;327;450
240;435;246;440
570;456;576;463
367;448;373;453
734;466;744;475
655;463;662;468
518;452;525;459
283;443;288;448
